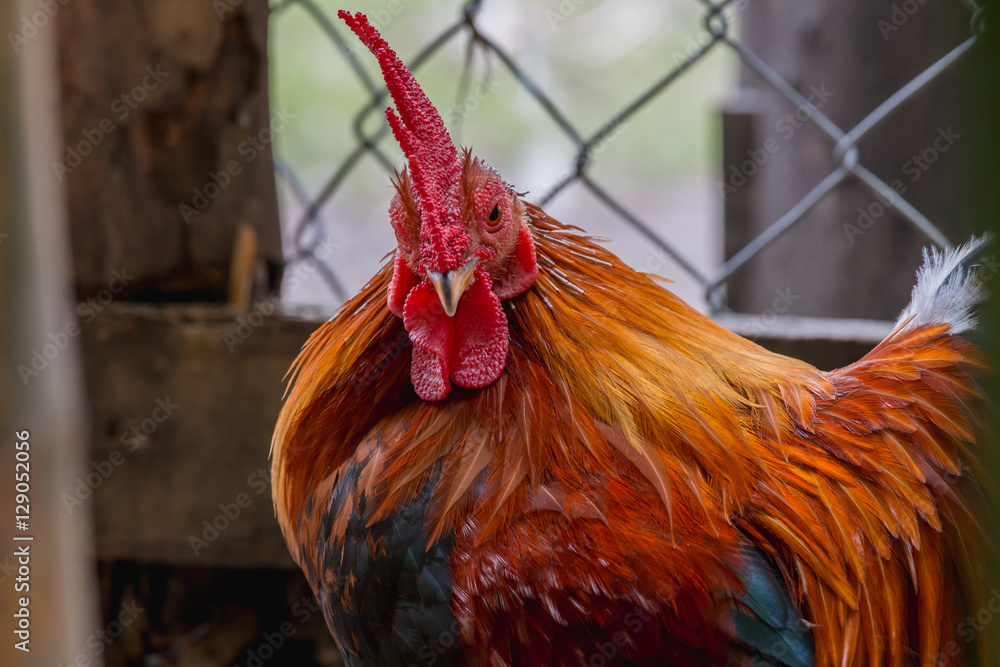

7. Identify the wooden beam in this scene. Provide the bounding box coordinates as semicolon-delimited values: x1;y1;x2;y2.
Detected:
79;304;316;569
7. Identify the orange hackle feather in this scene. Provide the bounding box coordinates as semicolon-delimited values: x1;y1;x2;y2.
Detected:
272;203;988;666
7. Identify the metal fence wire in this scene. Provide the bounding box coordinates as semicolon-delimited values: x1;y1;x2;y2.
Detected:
269;0;985;312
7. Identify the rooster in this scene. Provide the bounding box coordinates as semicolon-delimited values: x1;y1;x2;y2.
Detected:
272;11;991;667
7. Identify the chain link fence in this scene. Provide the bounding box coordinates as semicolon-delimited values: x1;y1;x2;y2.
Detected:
268;0;985;313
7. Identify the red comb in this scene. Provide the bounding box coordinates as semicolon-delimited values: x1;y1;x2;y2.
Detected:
339;11;468;273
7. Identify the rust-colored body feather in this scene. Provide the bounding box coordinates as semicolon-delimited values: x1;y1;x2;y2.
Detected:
272;206;986;666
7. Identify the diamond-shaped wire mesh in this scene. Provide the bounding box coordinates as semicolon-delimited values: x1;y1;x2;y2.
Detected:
269;0;983;313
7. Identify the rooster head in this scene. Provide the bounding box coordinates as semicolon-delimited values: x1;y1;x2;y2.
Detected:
340;11;538;401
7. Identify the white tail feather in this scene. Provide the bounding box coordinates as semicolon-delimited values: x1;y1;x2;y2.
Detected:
895;235;992;334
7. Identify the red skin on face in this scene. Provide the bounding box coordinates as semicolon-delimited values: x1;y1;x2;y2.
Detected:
342;11;538;400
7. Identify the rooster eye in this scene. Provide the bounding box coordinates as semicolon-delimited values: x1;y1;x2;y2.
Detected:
487;205;500;225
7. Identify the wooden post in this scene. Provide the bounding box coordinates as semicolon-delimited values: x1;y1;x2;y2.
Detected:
56;0;283;301
723;0;975;319
1;1;100;664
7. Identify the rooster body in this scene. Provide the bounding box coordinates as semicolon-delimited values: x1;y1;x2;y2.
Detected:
272;13;988;667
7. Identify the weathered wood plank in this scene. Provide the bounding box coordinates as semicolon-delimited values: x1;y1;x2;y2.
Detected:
79;303;317;568
57;0;283;301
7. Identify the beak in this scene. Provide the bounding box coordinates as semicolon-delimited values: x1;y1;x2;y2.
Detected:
426;257;480;317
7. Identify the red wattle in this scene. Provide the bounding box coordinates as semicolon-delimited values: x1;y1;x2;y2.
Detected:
402;280;453;401
401;269;510;401
451;269;508;389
